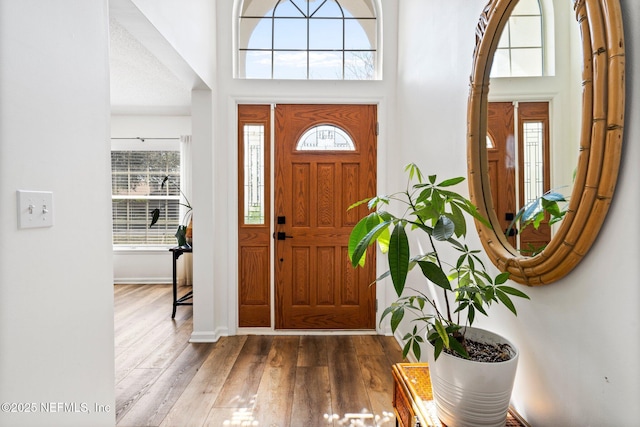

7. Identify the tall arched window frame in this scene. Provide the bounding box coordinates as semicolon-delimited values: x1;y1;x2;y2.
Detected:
491;0;548;77
238;0;378;80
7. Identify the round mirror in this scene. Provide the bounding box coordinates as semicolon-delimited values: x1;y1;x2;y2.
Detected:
467;0;625;285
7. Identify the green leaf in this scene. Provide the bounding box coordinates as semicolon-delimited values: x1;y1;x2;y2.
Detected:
496;289;518;315
448;337;469;359
367;195;390;210
433;338;444;360
348;215;372;266
350;218;392;268
497;285;530;299
390;306;405;331
417;261;451;290
433;216;454;241
376;225;391;254
434;319;449;349
468;304;476;324
448;202;467;237
494;272;510;285
347;197;372;211
405;163;424;183
457;199;491;228
389;224;410;296
437;176;465;187
473;301;488;316
149;208;160;228
542;191;566;202
412;339;422;360
402;341;412;359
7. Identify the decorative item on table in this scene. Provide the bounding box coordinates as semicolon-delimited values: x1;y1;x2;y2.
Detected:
149;175;192;247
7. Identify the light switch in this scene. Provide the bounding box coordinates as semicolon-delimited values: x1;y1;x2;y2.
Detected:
17;190;54;229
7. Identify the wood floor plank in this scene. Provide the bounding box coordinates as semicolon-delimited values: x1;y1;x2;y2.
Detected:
251;336;300;426
115;312;192;384
326;336;373;421
113;283;146;301
378;335;406;363
297;335;329;367
159;336;248;427
115;367;163;422
116;342;215;427
136;317;194;370
114;285;170;328
290;366;333;427
203;407;252;426
212;335;274;408
357;354;399;425
353;334;386;356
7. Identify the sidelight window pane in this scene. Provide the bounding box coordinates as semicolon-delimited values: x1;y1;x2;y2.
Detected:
244;124;265;224
523;121;544;204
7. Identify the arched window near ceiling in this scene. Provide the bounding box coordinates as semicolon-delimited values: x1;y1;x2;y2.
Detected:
238;0;378;80
491;0;550;77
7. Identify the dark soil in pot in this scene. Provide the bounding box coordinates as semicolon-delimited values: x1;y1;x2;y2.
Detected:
443;337;515;363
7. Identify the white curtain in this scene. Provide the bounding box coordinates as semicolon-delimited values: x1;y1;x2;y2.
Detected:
178;135;193;286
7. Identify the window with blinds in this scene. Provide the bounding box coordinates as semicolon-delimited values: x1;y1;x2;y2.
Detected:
111;150;181;245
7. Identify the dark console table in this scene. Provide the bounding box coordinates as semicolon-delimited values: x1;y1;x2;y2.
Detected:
169;246;193;318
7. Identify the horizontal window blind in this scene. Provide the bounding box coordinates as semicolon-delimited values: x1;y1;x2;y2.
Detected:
111;150;181;245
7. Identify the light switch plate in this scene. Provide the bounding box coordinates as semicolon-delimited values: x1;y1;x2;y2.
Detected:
17;190;54;229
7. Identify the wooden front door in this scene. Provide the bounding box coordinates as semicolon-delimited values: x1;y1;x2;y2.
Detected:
274;104;377;329
487;101;551;254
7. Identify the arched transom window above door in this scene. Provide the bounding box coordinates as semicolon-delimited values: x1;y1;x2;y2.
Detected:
238;0;379;80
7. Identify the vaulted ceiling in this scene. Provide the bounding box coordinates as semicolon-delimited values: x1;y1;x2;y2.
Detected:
109;1;193;116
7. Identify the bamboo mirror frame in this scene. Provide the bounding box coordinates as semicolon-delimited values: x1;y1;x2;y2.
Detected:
467;0;625;285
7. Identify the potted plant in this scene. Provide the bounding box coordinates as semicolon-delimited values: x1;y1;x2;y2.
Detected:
348;163;529;427
149;175;193;247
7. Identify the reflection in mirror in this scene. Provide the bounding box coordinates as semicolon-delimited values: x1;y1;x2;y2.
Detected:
485;0;580;256
467;0;625;285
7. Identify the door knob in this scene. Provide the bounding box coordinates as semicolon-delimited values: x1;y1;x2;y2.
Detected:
276;232;293;240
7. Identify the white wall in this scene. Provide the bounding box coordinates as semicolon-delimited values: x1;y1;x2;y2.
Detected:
111;115;191;284
396;0;640;425
0;1;115;426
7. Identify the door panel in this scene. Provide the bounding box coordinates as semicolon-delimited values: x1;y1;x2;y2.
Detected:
487;102;517;246
238;105;271;327
274;104;376;329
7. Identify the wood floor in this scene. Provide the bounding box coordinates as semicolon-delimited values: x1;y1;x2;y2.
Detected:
114;284;405;427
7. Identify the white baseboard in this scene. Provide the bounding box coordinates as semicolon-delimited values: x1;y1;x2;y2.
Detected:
113;277;171;285
189;327;228;343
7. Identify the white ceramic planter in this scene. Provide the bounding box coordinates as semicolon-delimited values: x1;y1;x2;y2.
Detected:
425;327;519;427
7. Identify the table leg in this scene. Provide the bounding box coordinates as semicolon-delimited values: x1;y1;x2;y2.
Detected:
172;250;179;318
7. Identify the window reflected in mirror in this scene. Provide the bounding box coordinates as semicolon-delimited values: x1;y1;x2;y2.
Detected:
491;0;543;78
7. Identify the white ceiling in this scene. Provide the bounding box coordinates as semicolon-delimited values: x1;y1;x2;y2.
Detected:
109;15;192;115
